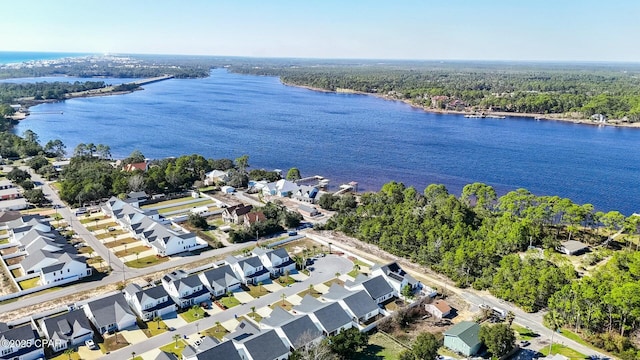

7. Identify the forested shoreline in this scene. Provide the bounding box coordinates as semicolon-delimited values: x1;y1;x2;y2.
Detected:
318;182;640;358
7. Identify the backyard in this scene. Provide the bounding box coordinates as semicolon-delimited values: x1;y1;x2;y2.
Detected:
125;255;169;268
353;331;408;360
104;237;139;248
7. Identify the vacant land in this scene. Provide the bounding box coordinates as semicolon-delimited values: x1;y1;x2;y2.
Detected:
354;331;408;360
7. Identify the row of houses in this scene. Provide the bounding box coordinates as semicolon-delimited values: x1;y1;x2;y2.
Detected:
176;261;430;360
0;179;28;211
101;197;207;257
0;214;92;287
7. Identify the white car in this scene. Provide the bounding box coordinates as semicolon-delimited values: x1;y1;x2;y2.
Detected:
85;339;96;349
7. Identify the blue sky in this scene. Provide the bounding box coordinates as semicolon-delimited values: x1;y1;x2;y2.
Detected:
2;0;638;61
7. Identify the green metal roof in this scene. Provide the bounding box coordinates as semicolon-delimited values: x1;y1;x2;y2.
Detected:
444;321;481;347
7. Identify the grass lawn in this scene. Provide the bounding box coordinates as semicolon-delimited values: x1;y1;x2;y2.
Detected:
159;339;188;358
104;237;138;248
86;256;103;265
114;245;149;257
539;344;586;359
270;300;293;311
142;196;194;209
180;307;207;322
18;277;40;290
246;284;270;297
143;320;168;337
559;328;590;347
297;286;322;298
348;269;361;278
85;221;117;231
353;332;408;360
96;230;128;239
220;295;241;308
157;200;215;214
126;255;169;268
78;246;94;254
0;229;7;235
323;278;345;287
80;215;109;224
0;239;9;245
10;268;23;278
201;325;228;340
100;334;130;353
276;274;296;286
513;324;538;340
49;350;81;360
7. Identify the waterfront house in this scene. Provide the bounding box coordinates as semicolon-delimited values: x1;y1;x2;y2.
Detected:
443;321;481;356
293;185;319;203
222;204;253;225
0;323;44;360
425;299;452;319
221;185;236;194
252;247;296;277
225;255;270;285
123;161;148;172
203;170;229;186
161;270;210;308
262;179;299;197
83;293;137;334
39;309;94;352
123;283;177;321
198;264;241;297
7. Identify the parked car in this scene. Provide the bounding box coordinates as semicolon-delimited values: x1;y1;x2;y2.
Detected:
288;230;298;236
107;227;116;232
85;339;96;349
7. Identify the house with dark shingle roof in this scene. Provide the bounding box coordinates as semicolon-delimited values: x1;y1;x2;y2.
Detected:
261;307;295;329
0;324;44;360
338;290;380;325
371;261;422;294
123;283;177;321
235;329;289;360
275;315;322;351
225;320;261;342
83;293;137;334
292;294;324;314
222;204;253;225
161;272;210;309
243;212;266;228
185;339;242;360
310;302;354;336
443;321;482;356
39;309;94;352
345;275;396;304
198;264;241;297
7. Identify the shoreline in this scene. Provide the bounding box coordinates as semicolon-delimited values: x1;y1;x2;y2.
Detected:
282;81;640;129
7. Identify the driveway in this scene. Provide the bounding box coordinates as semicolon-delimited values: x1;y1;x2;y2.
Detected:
161;312;188;329
262;280;283;293
120;326;148;345
77;345;103;360
232;290;255;304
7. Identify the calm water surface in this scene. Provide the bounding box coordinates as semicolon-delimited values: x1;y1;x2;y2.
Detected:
15;69;640;215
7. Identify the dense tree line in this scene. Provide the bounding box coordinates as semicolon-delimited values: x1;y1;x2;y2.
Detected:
320;181;639;352
230;62;640;121
0;81;107;102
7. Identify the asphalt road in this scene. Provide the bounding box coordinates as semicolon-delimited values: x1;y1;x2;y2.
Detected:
101;254;353;359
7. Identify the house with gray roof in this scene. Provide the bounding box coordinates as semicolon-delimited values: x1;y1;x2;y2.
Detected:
261;307;295;329
154;351;177;360
222;204;253;224
226;255;270;285
275;315;323;350
371;261;423;295
292;294;325;314
225;320;261;342
321;283;353;301
182;336;223;360
123;283;177;321
443;321;482;356
235;329;289;360
83;293;137;334
310;302;354;336
252;247;296;276
294;185;319;203
346;275;396;304
39;309;93;352
198;264;241;297
0;324;44;360
185;339;242;360
338;290;380;325
162;272;210;308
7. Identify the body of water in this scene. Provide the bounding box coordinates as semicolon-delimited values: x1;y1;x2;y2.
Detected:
14;69;640;215
0;51;91;65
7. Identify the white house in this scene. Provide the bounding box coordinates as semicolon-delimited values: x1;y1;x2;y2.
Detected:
161;270;211;308
294;185;319;203
39;310;94;352
425;299;452;319
102;197;205;256
123;283;177;321
83;293;137;334
262;179;300;197
309;302;354;336
252;248;296;276
40;253;93;286
371;262;427;296
225;255;270;285
0;323;44;360
204;170;229;186
337;290;380;325
198;265;241;297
